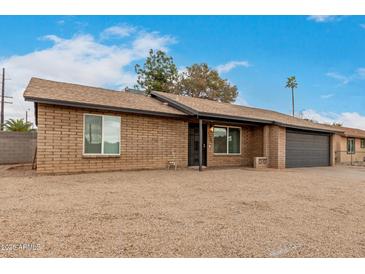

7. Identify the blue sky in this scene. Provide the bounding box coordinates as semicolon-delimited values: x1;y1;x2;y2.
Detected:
1;15;364;128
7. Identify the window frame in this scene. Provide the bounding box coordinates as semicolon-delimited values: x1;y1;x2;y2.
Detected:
347;137;355;155
213;125;241;155
361;138;365;149
83;113;121;156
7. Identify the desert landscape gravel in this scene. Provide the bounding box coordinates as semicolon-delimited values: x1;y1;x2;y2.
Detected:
0;165;364;257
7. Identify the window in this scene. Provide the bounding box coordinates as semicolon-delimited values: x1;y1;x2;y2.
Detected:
361;139;365;149
84;114;120;155
347;138;355;154
213;127;227;154
213;126;241;154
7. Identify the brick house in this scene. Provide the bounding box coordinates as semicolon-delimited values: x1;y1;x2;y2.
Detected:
24;77;346;174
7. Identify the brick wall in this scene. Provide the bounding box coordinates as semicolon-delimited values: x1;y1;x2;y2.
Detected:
262;125;270;158
206;124;264;168
330;134;336;166
37;104;188;174
248;126;264;165
267;125;286;168
335;135;365;164
0;131;37;164
36;103;292;173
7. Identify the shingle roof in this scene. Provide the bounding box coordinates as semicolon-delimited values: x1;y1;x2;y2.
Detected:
22;78;348;133
23;78;186;117
152;91;343;133
333;126;365;138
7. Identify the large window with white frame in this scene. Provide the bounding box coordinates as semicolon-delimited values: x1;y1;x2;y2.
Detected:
84;114;121;155
213;126;241;154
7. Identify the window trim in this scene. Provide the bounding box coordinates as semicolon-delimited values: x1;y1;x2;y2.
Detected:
347;137;355;155
83;113;121;156
361;138;365;149
213;125;241;155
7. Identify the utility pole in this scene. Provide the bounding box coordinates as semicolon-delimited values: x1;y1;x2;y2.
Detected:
0;68;13;131
1;68;4;131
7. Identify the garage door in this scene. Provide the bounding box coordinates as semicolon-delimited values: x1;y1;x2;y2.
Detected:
286;129;330;168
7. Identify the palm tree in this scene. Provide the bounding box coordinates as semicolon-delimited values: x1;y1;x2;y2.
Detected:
285;76;298;117
4;118;32;132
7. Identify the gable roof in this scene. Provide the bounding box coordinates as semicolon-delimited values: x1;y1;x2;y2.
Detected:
333;126;365;138
23;78;186;117
23;78;346;134
151;91;343;133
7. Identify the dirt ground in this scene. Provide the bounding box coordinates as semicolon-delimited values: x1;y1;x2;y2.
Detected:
0;165;365;258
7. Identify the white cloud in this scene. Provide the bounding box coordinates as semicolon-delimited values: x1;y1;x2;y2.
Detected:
326;72;351;85
0;28;176;123
301;109;365;130
326;68;365;85
216;60;250;74
320;94;334;99
356;67;365;78
100;24;136;39
307;16;340;23
132;31;176;57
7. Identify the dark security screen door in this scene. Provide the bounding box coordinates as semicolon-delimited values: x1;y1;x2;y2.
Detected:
188;123;207;166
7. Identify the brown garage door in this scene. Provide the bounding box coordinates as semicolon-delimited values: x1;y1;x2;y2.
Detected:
286;129;330;168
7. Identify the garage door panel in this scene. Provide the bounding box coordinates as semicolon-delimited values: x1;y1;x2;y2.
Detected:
286;129;330;168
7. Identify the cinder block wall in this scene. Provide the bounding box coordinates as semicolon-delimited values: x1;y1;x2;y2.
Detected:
37;104;188;174
0;131;37;164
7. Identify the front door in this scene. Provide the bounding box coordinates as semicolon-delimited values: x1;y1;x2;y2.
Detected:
188;123;207;166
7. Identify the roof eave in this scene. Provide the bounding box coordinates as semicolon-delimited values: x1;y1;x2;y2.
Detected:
199;113;341;133
343;134;365;139
24;96;187;119
275;122;343;134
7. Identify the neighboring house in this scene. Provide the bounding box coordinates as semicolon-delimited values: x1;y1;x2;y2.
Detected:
24;77;345;174
333;126;365;164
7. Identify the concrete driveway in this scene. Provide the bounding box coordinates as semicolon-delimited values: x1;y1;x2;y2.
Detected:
0;165;364;257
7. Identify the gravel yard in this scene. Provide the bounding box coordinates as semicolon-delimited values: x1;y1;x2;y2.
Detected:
1;165;365;258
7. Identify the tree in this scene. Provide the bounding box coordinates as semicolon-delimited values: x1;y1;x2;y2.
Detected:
285;76;298;117
134;49;178;94
175;63;238;103
5;118;32;132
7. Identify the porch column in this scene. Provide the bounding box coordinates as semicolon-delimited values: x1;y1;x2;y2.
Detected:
199;119;203;171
